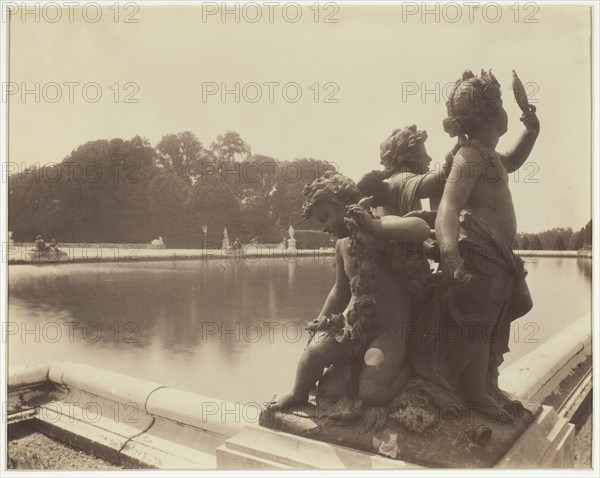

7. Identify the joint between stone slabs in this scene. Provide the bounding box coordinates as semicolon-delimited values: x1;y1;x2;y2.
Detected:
144;385;169;415
117;416;156;458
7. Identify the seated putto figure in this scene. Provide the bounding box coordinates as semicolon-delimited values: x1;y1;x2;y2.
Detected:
267;171;430;410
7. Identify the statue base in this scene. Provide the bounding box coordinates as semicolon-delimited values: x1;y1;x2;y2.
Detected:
287;238;297;253
257;399;544;468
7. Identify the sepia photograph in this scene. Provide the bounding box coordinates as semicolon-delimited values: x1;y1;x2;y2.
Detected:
1;0;598;474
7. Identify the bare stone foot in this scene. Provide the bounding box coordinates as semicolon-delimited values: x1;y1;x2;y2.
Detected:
490;387;515;405
502;399;531;420
487;378;515;405
265;392;308;411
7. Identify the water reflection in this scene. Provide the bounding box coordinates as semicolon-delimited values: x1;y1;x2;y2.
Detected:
288;260;296;289
8;256;591;402
577;256;592;278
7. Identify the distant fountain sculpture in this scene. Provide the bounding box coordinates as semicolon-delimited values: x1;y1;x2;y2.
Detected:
222;227;231;250
150;236;165;249
286;225;297;253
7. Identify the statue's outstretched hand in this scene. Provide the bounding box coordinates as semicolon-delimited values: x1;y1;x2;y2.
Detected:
346;204;376;234
520;109;540;133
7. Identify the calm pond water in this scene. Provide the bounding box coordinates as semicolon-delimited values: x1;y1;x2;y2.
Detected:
7;256;592;404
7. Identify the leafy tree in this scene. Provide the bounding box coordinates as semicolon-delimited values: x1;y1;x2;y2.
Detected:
516;234;527;250
568;228;585;250
8;131;341;248
521;223;591;251
147;172;193;247
576;228;586;249
156;131;209;184
270;158;336;233
9;136;159;243
530;234;543;250
192;180;243;247
584;220;592;246
535;227;572;250
234;155;279;240
210;131;251;163
553;235;566;251
8;166;43;241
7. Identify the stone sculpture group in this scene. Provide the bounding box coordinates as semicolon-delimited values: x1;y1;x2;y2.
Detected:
262;70;541;465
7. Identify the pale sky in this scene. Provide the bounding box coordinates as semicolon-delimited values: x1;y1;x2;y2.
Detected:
7;3;593;233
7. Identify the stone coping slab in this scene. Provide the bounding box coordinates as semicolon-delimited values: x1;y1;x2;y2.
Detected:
7;245;335;265
8;246;590;265
499;314;592;401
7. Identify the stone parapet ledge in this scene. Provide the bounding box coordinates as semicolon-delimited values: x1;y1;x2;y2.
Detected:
145;387;248;438
6;313;592;469
47;361;164;413
499;314;592;401
8;362;51;388
8;312;592;438
7;245;336;265
515;250;589;258
7;245;590;265
9;311;592;427
9;361;253;441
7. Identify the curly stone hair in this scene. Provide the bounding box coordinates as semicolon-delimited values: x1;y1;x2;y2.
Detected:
443;69;503;139
379;124;428;173
302;171;361;219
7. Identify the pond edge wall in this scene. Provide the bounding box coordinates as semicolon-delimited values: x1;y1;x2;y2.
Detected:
7;313;592;469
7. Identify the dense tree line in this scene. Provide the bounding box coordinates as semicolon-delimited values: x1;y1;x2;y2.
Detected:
9;130;592;251
8;131;334;248
515;221;592;251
